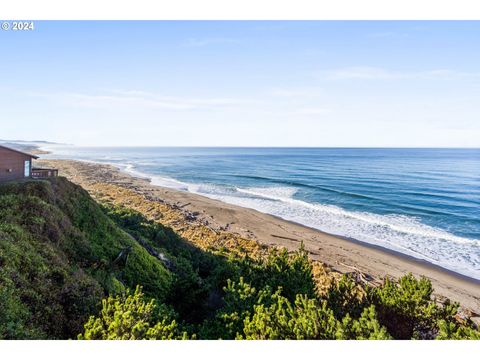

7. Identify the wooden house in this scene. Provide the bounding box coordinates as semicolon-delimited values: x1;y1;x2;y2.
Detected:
0;145;58;182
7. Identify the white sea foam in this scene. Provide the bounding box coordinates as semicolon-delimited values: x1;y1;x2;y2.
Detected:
120;164;189;191
236;186;299;200
189;184;480;280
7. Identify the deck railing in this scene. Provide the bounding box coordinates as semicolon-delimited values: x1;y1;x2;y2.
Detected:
32;168;59;178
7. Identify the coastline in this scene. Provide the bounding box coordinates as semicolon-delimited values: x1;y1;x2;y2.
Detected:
36;158;480;316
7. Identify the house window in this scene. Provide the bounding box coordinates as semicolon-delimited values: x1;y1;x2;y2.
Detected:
24;160;30;177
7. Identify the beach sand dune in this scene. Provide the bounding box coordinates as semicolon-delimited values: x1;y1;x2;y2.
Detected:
37;159;480;318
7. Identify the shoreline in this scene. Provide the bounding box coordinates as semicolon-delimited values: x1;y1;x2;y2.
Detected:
36;158;480;316
272;212;480;285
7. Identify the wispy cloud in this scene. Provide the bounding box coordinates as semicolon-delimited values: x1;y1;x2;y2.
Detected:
323;67;400;80
269;86;324;98
31;90;247;111
182;37;240;48
366;31;409;39
295;107;333;116
318;67;480;81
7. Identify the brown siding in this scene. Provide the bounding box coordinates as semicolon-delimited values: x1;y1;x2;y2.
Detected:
0;148;33;182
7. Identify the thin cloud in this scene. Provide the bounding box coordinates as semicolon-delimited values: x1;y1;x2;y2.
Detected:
295;107;333;115
269;86;324;98
182;37;240;47
319;67;480;81
326;67;398;80
31;90;247;111
367;32;409;39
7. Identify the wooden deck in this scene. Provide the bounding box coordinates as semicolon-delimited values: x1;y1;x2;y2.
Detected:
32;168;59;178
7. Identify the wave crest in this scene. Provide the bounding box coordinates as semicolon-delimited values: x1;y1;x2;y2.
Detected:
194;185;480;279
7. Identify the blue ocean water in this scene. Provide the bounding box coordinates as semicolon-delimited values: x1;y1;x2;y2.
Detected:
43;147;480;279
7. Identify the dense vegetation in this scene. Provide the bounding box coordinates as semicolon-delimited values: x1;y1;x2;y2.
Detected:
0;178;170;339
0;178;479;340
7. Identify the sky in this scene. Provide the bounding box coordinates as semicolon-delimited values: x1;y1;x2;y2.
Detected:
0;21;479;147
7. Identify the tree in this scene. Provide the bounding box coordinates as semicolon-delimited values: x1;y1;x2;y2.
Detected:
369;273;461;339
436;320;480;340
242;290;390;340
78;286;190;340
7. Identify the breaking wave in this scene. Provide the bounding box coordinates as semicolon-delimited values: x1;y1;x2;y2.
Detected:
175;182;480;279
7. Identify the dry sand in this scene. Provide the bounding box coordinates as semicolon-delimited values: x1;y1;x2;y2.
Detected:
36;158;480;317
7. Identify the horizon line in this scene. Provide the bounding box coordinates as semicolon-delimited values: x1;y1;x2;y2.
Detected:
40;145;480;149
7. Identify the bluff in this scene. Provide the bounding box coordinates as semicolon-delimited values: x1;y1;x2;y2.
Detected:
0;178;171;339
1;177;479;340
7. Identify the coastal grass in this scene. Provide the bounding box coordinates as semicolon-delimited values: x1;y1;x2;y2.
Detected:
1;177;479;340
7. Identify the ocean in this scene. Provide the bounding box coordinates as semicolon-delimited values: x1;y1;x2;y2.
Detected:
43;147;480;279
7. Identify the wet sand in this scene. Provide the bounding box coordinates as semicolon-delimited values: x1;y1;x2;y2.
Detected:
36;158;480;317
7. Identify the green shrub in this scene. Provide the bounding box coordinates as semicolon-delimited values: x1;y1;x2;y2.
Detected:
327;274;367;319
369;274;460;339
436;320;480;340
337;305;391;340
199;278;272;339
0;278;45;339
78;286;189;340
240;288;391;340
242;291;338;340
234;245;316;302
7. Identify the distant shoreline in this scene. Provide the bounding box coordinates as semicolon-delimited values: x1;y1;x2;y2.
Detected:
36;157;480;317
35;144;480;149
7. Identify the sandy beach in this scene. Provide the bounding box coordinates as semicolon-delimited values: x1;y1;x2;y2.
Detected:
36;158;480;318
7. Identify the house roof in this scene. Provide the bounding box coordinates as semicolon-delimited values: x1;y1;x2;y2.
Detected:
0;145;39;159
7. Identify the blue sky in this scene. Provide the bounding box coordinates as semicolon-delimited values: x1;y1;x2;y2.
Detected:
1;21;479;147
